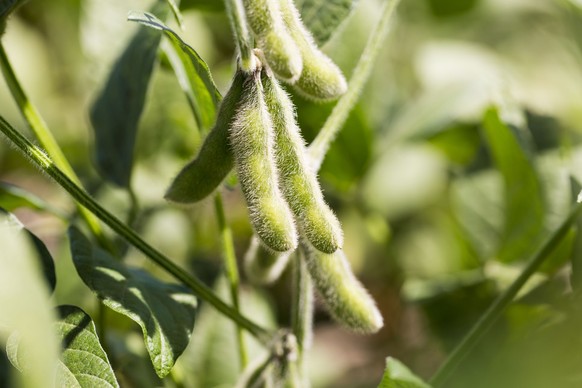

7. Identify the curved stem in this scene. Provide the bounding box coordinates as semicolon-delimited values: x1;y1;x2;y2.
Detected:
308;0;401;169
214;192;249;367
0;115;272;344
224;0;255;71
430;201;582;387
0;42;115;254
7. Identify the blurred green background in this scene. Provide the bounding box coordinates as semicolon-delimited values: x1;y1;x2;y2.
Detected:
3;0;582;386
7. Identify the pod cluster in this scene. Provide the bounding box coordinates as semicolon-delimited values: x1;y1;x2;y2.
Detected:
166;0;383;333
240;0;347;101
240;64;382;333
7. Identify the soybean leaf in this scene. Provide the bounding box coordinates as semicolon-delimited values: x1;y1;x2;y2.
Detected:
451;170;504;261
378;357;430;388
128;11;221;131
296;101;372;193
296;0;357;45
481;108;545;263
0;182;53;213
0;216;59;388
68;227;197;377
90;2;168;187
0;209;56;292
55;305;119;388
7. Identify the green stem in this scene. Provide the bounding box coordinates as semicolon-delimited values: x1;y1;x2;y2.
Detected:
430;202;582;387
214;192;249;368
291;252;313;385
0;115;272;344
292;252;313;352
224;0;255;71
0;42;115;254
307;0;401;169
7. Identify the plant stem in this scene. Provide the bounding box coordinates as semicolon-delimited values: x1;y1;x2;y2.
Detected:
0;115;272;344
224;0;255;71
291;252;313;385
214;192;249;368
291;252;313;352
308;0;401;169
430;201;582;387
0;42;115;254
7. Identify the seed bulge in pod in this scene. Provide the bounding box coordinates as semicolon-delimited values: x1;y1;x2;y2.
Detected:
263;71;343;253
164;71;244;203
230;69;297;252
279;0;347;101
242;0;302;82
303;242;383;334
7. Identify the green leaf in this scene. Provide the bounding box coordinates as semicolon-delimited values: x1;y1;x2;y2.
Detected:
482;107;545;263
90;2;168;187
128;10;221;131
0;209;56;292
451;170;504;260
0;214;60;388
378;357;431;388
297;102;372;193
296;0;357;45
0;182;54;213
55;305;119;388
68;227;197;378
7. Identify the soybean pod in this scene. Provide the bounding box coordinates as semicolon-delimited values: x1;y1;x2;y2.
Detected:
263;71;343;254
279;0;347;101
302;242;383;334
242;0;302;82
164;71;244;203
230;69;297;252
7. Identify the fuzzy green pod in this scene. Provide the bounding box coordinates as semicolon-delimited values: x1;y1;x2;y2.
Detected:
303;242;383;333
279;0;347;101
164;71;244;203
244;235;293;284
230;70;297;252
263;71;343;253
242;0;302;82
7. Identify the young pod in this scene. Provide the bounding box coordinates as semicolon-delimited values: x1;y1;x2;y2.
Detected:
230;69;297;252
242;0;302;82
244;235;293;285
279;0;347;101
302;242;383;334
164;71;244;203
263;71;343;254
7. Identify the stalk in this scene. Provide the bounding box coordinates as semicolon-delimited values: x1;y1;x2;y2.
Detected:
308;0;401;169
0;115;272;344
291;253;313;385
0;42;115;253
224;0;255;71
214;192;249;367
